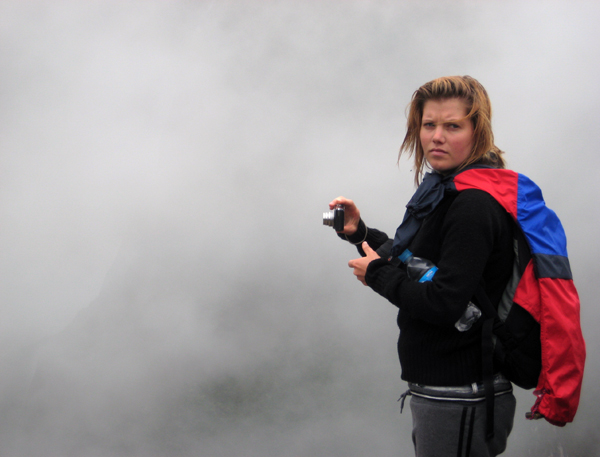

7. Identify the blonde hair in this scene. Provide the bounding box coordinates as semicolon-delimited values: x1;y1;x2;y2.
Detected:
399;75;505;186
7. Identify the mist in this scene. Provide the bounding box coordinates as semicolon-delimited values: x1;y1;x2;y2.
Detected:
1;1;599;456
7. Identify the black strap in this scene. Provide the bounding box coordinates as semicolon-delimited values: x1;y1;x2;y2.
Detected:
465;407;476;457
475;285;498;440
474;284;498;319
457;407;468;457
481;317;495;440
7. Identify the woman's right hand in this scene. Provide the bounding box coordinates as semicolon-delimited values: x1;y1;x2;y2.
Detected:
329;196;361;235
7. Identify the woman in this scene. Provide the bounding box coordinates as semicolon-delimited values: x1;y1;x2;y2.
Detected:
330;76;516;457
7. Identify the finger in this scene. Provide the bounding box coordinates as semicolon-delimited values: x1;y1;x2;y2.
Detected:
329;196;346;209
362;241;374;255
330;196;354;210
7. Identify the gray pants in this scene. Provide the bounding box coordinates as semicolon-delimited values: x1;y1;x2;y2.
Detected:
408;386;516;457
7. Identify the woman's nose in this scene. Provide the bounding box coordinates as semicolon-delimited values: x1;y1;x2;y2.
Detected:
432;127;444;143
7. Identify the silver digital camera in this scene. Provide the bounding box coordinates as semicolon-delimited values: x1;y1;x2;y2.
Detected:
323;204;345;232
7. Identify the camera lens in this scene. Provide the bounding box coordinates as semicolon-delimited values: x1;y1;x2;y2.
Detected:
323;211;335;226
323;204;345;231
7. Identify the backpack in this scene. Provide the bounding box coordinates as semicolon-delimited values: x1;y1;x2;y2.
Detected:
451;168;586;428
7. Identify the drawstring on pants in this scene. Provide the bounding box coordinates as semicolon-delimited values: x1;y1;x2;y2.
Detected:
398;389;412;413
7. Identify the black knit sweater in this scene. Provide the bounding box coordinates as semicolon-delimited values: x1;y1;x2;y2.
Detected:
346;189;515;386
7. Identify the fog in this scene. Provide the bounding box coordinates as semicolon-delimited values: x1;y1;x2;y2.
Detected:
1;1;599;456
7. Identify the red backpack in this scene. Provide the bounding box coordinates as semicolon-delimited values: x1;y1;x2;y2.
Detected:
452;168;586;427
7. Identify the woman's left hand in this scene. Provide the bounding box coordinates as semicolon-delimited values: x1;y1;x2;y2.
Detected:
348;242;380;285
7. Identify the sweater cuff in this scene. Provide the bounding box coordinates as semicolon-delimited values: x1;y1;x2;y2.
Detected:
337;219;368;245
365;257;395;292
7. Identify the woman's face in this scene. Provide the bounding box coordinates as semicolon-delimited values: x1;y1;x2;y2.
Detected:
420;97;474;173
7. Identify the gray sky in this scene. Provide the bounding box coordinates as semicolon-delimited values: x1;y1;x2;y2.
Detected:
1;1;599;456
